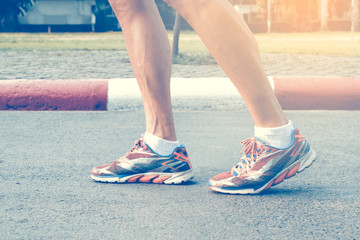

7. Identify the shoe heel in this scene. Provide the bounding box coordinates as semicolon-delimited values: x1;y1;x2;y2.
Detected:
163;169;194;184
298;149;317;172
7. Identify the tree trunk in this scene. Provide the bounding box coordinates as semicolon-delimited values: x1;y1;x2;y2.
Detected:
172;12;182;57
267;0;271;33
351;0;359;32
320;0;328;30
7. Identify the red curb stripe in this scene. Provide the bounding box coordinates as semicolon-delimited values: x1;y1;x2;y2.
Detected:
273;77;360;110
0;80;108;111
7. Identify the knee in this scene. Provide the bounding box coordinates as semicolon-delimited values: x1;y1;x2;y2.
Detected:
163;0;211;16
108;0;135;12
108;0;149;23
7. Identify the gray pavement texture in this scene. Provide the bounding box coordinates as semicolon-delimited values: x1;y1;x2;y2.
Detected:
1;111;360;239
1;50;360;79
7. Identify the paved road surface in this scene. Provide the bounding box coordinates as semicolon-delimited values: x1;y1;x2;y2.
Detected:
1;110;359;239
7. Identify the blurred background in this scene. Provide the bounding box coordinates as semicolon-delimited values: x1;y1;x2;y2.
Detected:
0;0;359;33
1;0;359;79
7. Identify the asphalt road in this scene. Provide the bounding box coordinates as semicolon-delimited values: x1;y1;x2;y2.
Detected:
1;110;359;239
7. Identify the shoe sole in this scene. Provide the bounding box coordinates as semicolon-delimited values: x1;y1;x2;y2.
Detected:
209;149;317;194
91;169;194;185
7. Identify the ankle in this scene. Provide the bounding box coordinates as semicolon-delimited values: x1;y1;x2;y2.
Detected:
254;120;295;149
143;132;181;156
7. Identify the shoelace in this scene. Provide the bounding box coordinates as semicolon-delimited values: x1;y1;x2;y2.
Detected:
125;138;149;157
233;138;266;174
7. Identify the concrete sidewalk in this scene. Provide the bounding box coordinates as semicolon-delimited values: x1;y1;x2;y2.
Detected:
1;110;359;239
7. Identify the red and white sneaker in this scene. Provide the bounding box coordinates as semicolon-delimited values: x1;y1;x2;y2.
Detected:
91;137;194;184
209;128;316;194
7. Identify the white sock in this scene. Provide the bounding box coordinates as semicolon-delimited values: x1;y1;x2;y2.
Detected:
143;132;181;156
254;120;295;149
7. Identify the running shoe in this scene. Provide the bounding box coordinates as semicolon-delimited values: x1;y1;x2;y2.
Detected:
91;137;194;184
208;128;316;194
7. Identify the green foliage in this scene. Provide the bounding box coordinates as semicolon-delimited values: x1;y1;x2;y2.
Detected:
0;0;35;32
0;0;34;16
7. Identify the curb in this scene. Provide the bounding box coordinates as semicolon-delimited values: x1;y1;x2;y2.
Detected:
0;77;359;111
0;79;108;111
274;77;360;110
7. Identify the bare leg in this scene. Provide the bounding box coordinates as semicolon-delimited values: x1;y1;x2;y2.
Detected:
108;0;176;140
164;0;288;128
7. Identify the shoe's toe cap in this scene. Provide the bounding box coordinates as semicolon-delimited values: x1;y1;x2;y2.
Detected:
208;171;234;187
91;163;112;176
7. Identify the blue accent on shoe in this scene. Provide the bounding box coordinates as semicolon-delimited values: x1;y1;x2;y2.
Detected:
144;143;185;157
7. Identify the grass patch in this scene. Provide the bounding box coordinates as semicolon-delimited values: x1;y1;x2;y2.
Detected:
255;32;360;56
0;31;359;64
0;32;127;51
